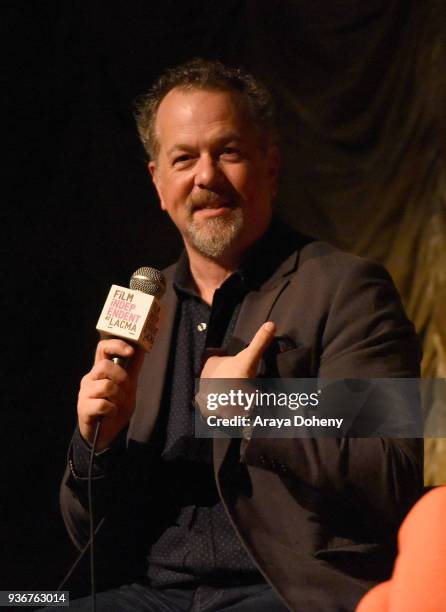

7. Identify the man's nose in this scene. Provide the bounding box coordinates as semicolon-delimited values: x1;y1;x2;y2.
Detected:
194;154;222;189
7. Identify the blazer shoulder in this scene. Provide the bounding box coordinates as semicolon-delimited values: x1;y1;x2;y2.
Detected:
272;218;386;281
296;239;394;288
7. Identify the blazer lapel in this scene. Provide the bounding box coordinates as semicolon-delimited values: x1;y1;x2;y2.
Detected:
128;268;178;443
214;250;299;476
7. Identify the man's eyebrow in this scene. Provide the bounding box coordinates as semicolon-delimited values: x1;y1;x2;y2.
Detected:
166;144;194;157
166;134;244;157
214;132;243;145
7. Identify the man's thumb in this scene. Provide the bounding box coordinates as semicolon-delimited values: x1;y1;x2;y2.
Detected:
242;321;276;366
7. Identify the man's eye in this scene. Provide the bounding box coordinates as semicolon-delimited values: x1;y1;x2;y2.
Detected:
222;147;241;158
173;154;192;165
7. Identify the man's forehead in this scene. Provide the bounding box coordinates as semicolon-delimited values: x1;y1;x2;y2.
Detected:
158;85;245;111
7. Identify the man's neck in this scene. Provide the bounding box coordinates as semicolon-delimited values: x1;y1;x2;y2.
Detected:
186;247;240;305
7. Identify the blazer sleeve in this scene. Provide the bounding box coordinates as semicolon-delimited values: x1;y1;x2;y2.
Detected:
240;258;423;531
59;426;128;550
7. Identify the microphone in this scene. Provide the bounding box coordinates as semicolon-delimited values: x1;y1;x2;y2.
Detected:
96;266;166;368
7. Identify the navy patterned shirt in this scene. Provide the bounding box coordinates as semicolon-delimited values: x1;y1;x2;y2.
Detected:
145;252;263;587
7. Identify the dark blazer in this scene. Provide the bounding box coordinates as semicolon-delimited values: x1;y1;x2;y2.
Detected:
61;224;423;611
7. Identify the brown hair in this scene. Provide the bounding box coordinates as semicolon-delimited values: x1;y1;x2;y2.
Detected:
135;58;277;160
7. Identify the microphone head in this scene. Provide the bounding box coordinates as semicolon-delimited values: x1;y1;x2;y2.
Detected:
130;267;166;299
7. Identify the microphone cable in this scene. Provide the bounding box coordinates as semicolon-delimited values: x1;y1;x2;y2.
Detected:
56;421;104;612
87;419;102;612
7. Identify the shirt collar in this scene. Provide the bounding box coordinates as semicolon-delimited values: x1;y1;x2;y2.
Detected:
173;252;246;301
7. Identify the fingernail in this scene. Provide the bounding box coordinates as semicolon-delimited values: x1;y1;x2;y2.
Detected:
264;322;275;332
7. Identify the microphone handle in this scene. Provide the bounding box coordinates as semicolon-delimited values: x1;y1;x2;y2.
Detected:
111;355;131;369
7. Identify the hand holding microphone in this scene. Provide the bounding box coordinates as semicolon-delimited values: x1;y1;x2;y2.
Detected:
77;267;165;451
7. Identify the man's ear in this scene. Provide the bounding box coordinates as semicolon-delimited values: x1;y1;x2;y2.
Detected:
148;161;166;210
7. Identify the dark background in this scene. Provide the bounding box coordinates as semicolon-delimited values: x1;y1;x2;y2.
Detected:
4;0;445;595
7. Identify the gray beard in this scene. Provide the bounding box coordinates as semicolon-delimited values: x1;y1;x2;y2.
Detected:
184;207;244;259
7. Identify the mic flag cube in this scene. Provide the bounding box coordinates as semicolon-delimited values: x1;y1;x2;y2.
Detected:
96;284;161;352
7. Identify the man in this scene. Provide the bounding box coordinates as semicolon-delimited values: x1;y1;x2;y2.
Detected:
60;59;423;611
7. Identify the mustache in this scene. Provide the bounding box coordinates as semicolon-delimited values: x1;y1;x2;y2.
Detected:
187;189;241;211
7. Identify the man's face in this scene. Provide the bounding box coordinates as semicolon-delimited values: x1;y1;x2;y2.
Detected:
149;87;279;262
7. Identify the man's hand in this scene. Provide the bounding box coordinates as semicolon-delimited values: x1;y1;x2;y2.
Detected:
197;322;276;419
77;339;145;451
201;321;276;379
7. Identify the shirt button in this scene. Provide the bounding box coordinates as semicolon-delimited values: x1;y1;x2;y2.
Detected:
197;322;207;332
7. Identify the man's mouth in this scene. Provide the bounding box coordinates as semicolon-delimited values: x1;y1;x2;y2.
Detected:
191;199;233;212
191;203;234;219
